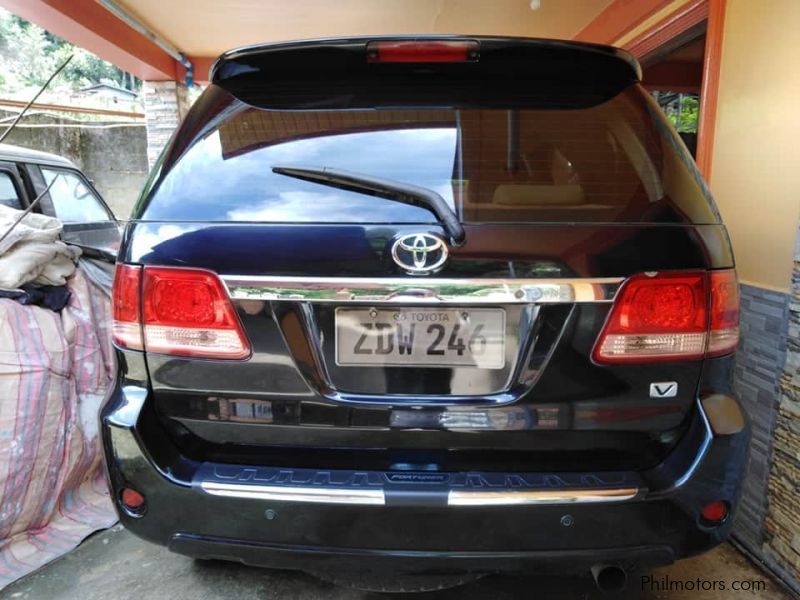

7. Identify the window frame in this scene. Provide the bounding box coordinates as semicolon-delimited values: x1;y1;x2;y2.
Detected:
0;162;27;211
35;165;115;224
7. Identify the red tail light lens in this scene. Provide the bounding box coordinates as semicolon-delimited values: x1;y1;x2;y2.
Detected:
593;270;739;364
594;272;708;364
708;270;740;356
112;264;250;360
142;267;250;359
366;40;479;63
112;264;143;350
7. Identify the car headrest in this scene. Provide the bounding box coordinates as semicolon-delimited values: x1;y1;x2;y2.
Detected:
491;184;585;207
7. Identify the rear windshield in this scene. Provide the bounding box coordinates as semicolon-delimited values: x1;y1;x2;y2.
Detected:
141;86;717;224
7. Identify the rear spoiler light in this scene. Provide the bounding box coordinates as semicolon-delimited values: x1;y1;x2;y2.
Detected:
112;265;251;360
593;270;739;364
211;37;641;111
366;40;479;63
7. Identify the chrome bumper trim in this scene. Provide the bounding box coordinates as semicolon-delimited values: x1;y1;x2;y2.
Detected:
669;400;714;492
447;487;640;506
200;481;386;505
222;276;623;304
199;480;639;506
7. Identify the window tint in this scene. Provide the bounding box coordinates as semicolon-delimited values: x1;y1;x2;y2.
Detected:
142;86;717;225
42;168;111;223
0;172;22;210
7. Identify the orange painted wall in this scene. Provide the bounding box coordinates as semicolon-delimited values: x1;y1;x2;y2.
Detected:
707;0;800;291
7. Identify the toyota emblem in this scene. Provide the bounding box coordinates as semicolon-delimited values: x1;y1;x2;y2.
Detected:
391;233;449;275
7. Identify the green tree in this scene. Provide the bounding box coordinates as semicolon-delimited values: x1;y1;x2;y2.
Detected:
0;10;57;88
672;95;699;134
0;8;139;92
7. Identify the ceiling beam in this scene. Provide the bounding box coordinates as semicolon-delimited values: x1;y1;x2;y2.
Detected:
0;0;178;80
623;0;707;60
642;60;703;92
574;0;677;45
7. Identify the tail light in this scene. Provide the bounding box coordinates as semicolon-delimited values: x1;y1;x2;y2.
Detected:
112;265;250;360
112;264;143;350
366;40;479;63
593;270;739;364
707;270;740;356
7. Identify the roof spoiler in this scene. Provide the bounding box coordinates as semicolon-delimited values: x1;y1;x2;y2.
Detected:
210;36;642;110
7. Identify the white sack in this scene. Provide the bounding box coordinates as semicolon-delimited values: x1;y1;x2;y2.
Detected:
0;205;80;289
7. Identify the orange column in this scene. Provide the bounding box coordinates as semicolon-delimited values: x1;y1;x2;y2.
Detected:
695;0;727;179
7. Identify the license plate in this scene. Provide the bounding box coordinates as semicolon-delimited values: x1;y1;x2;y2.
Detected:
335;307;506;369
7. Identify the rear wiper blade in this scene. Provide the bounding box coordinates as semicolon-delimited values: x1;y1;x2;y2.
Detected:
271;165;465;245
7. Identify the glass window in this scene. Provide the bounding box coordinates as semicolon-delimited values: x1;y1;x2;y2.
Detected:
42;168;111;223
0;172;22;210
142;87;716;225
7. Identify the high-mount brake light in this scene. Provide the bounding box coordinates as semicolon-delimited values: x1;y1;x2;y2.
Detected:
593;270;739;364
366;40;479;63
111;265;251;360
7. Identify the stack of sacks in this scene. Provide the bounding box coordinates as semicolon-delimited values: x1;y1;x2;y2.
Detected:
0;205;81;290
0;207;116;588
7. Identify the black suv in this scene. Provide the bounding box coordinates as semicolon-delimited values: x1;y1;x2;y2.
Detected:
103;37;749;593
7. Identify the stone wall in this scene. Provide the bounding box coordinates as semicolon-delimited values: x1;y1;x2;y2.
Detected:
764;238;800;590
732;285;789;549
0;112;147;219
729;277;800;595
142;80;190;167
1;81;194;219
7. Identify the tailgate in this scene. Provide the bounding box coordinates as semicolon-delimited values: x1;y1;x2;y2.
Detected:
125;37;731;472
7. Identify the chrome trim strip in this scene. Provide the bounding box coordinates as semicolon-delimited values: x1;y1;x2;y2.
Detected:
200;481;386;505
222;276;623;304
671;400;714;491
199;480;638;506
447;487;640;506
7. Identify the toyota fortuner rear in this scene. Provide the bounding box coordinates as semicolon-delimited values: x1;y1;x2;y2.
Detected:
101;36;750;593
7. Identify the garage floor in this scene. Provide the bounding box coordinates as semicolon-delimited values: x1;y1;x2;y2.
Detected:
0;525;790;600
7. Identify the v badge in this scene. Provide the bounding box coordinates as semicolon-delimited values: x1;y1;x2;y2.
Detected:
650;382;678;398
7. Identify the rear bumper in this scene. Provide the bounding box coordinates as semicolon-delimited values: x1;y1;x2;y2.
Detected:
169;534;675;575
100;379;749;576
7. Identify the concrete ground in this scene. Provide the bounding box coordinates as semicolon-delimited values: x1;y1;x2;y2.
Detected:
0;525;791;600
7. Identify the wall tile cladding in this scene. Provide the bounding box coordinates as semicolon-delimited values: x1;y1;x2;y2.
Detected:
767;258;800;581
732;284;788;553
